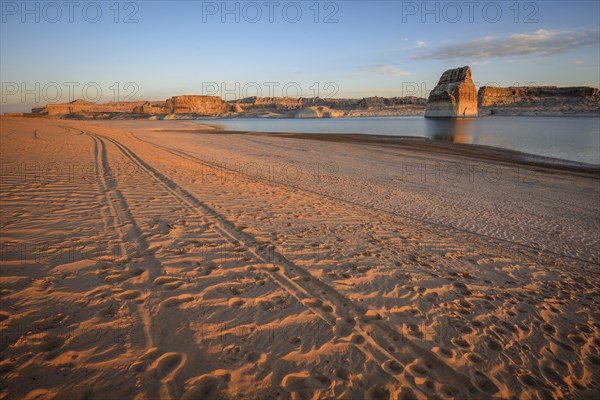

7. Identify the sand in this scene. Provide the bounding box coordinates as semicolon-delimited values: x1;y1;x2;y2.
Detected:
1;116;599;400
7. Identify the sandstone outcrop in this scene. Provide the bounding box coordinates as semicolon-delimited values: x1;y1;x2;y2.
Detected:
31;95;429;119
425;66;478;118
132;101;169;114
235;97;317;111
294;106;343;118
478;86;600;115
229;96;426;117
42;99;147;116
34;96;233;117
165;95;232;115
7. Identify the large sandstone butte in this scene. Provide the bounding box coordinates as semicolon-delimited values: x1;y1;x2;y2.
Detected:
425;66;478;118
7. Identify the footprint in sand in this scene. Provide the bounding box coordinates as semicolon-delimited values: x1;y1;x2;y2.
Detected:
161;294;193;308
487;339;503;351
568;333;586;345
350;334;365;345
576;323;593;334
129;360;147;373
147;352;182;378
588;354;600;367
541;323;556;334
288;336;302;345
335;368;350;380
435;347;454;358
38;333;65;353
452;337;471;349
260;264;280;273
439;384;461;399
281;371;331;393
127;266;145;277
356;266;371;274
471;370;499;395
119;290;141;300
181;370;230;400
365;385;389;400
408;361;430;378
333;317;356;337
395;387;418;400
358;310;382;324
33;313;67;330
301;298;322;308
518;373;541;387
320;304;334;313
381;360;404;375
153;276;183;290
104;273;128;283
244;351;261;363
228;297;244;308
471;319;483;328
466;353;484;363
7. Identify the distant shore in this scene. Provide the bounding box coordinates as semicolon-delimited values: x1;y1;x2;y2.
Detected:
153;122;600;175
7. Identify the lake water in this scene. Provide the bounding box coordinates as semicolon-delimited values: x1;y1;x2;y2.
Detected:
211;116;600;165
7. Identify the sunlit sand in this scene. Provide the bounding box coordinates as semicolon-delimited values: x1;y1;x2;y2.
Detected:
1;116;598;399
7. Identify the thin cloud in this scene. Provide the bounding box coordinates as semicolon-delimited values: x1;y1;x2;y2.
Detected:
412;28;599;60
360;65;411;76
416;40;427;48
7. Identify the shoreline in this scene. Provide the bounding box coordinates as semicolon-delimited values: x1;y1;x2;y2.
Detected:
253;132;600;175
2;114;598;171
150;121;600;176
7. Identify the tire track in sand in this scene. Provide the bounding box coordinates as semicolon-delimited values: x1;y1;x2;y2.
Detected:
127;130;599;270
90;130;490;398
88;132;187;399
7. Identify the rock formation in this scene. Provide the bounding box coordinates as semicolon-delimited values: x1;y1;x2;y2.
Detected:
132;101;169;114
294;106;343;118
30;95;428;119
42;99;147;116
425;66;478;118
478;86;600;115
33;96;233;117
165;95;232;115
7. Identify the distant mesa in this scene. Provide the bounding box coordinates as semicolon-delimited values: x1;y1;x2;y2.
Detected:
425;66;478;118
38;96;234;117
478;86;600;116
29;95;427;119
21;77;600;119
166;95;231;114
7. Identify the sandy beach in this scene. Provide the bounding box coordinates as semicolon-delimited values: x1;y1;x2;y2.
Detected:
1;116;599;400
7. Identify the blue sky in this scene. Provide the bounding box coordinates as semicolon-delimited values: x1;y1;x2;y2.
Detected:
1;0;599;112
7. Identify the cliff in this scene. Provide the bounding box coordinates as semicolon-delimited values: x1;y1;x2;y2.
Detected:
478;86;600;115
165;95;232;115
294;106;344;118
34;96;233;117
229;96;426;117
425;66;478;118
43;99;147;116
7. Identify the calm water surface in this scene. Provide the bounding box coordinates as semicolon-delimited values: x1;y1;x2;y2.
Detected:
211;116;600;165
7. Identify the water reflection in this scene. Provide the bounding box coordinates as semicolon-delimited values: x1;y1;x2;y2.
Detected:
212;116;600;164
425;118;474;144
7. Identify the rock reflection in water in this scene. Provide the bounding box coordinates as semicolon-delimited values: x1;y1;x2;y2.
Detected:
425;118;474;144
